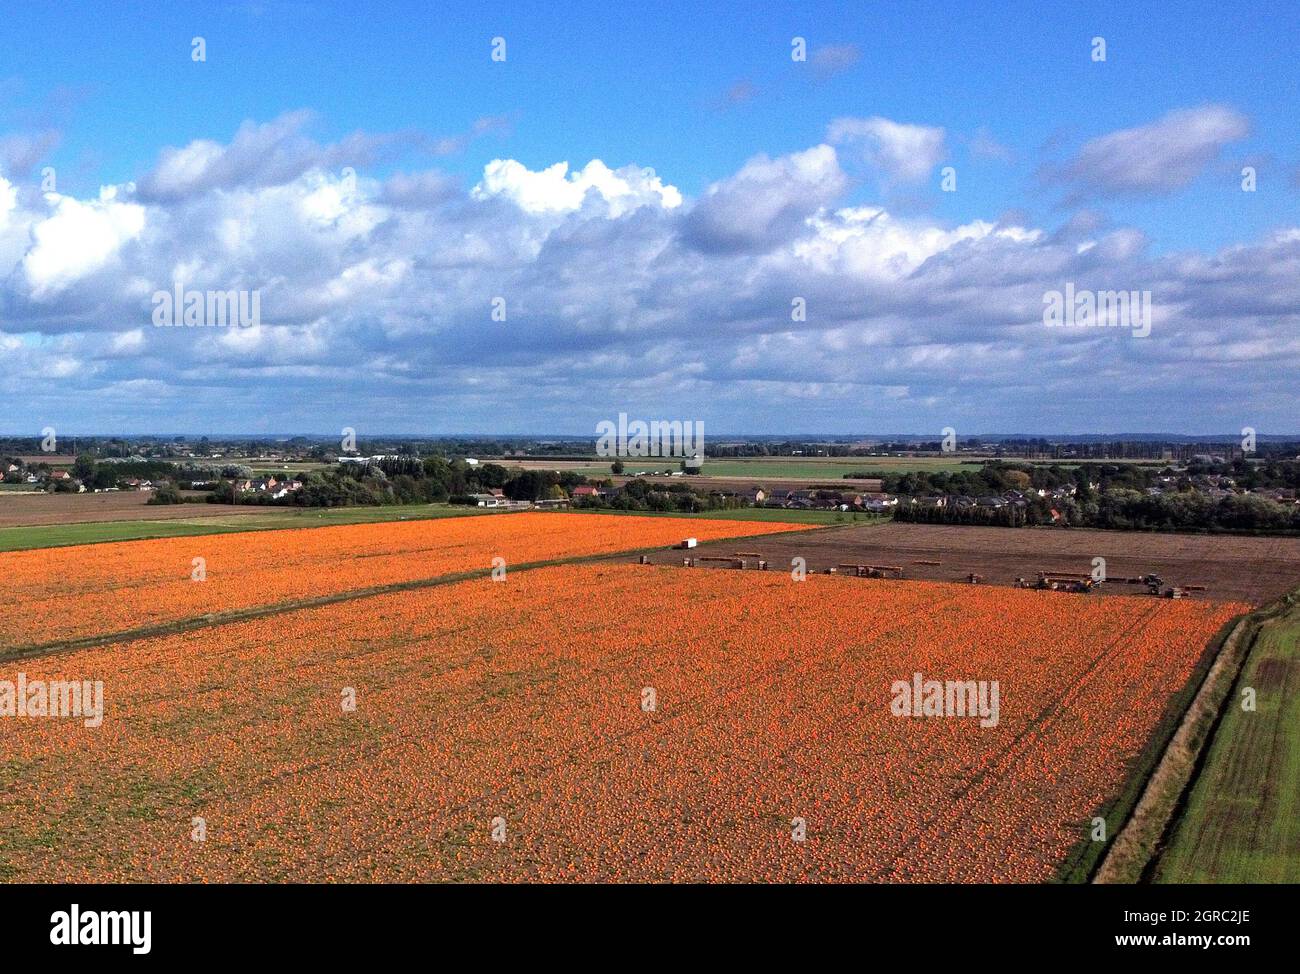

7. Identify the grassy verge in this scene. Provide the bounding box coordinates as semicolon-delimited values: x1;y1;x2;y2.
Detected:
0;504;502;553
1152;590;1300;882
1053;610;1247;883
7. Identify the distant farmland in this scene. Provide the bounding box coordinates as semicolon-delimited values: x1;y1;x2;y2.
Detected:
510;455;975;479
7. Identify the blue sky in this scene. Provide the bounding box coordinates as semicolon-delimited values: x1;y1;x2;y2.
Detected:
1;0;1297;434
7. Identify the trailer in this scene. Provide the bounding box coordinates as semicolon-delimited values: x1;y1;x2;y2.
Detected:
838;563;904;579
1031;571;1095;593
698;556;744;569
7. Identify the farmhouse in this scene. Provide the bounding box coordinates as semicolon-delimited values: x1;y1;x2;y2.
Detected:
861;494;899;513
532;497;570;509
785;489;817;509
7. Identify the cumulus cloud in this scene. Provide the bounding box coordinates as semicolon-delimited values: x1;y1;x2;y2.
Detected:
1045;104;1249;198
0;116;1297;433
472;158;681;217
682;145;846;253
828;116;947;185
20;186;145;299
794;207;1041;281
137;111;340;202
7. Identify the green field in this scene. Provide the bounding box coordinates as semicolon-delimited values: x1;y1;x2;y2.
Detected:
0;504;500;553
562;456;974;479
1154;592;1300;882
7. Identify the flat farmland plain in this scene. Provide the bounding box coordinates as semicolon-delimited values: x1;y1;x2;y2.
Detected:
0;512;809;652
637;521;1300;605
0;564;1243;883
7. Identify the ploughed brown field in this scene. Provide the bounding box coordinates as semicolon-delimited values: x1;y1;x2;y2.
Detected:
634;521;1300;606
0;491;270;528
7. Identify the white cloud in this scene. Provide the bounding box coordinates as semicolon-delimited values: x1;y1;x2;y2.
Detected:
828;116;947;184
0;116;1296;433
0;175;17;226
683;144;846;253
20;188;145;299
110;328;146;354
472;158;681;217
1049;104;1249;198
794;207;1041;279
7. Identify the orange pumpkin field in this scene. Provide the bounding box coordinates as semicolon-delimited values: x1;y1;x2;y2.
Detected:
0;556;1244;883
0;512;808;650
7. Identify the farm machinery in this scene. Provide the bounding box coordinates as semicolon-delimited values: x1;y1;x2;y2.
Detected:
839;563;905;579
1015;571;1096;593
1016;569;1207;599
